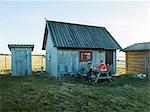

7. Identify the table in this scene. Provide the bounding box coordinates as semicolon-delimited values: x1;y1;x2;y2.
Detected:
94;70;112;83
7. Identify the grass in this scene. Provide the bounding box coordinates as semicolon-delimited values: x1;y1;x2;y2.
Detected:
117;60;126;75
0;75;150;112
117;68;126;75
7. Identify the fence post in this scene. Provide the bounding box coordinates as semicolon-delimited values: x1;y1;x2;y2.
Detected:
5;55;6;71
41;55;43;68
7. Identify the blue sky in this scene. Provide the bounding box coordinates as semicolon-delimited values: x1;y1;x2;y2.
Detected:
0;1;150;54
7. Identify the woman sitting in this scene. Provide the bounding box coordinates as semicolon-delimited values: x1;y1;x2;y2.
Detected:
97;60;107;71
97;60;108;78
107;63;113;76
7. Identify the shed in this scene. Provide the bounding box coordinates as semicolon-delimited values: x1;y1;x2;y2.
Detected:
8;44;34;76
123;42;150;74
42;20;121;76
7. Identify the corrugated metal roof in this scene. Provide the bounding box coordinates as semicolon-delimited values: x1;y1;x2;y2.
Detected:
8;44;34;51
123;42;150;52
42;20;121;50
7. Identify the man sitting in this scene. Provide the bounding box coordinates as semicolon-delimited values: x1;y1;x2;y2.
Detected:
86;61;94;82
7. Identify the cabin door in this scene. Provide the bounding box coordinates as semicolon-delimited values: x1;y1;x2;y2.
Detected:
105;50;113;65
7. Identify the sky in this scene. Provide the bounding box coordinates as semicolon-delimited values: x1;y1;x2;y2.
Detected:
0;0;150;55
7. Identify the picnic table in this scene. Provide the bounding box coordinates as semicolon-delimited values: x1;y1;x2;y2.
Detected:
94;70;112;83
77;68;112;83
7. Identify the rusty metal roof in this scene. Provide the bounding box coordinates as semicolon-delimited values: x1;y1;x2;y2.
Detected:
42;20;121;50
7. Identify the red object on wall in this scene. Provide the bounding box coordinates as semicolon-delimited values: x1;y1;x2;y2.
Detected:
79;51;92;62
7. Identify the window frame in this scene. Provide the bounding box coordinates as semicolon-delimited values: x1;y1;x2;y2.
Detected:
79;51;92;62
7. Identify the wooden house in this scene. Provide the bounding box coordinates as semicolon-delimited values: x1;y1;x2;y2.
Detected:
42;20;121;76
123;42;150;74
8;44;34;76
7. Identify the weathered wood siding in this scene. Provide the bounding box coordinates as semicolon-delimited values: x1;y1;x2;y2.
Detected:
113;50;117;74
57;49;105;74
126;51;150;74
11;48;32;76
45;25;57;76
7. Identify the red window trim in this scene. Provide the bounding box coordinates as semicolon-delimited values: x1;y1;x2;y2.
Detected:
79;51;92;62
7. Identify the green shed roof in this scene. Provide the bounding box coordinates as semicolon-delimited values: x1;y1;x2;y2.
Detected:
123;42;150;52
42;20;121;50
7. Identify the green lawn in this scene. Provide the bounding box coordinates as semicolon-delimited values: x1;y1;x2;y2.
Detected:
0;75;150;112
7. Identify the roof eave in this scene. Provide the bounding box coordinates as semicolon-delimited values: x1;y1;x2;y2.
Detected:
8;44;34;51
122;49;150;52
42;23;49;50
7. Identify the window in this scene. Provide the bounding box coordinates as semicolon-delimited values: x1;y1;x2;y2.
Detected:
80;51;92;62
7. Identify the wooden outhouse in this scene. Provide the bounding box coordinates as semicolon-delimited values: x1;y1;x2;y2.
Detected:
8;44;34;76
42;20;121;76
123;42;150;74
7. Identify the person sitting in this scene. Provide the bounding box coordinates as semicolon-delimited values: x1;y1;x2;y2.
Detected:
86;61;93;82
107;63;113;76
97;60;107;71
97;60;108;78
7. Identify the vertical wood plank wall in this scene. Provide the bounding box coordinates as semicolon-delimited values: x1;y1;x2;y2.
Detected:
46;25;58;76
11;48;32;76
113;50;116;74
57;49;105;75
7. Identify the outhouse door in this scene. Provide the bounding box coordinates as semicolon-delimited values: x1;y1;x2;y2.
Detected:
15;50;28;75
